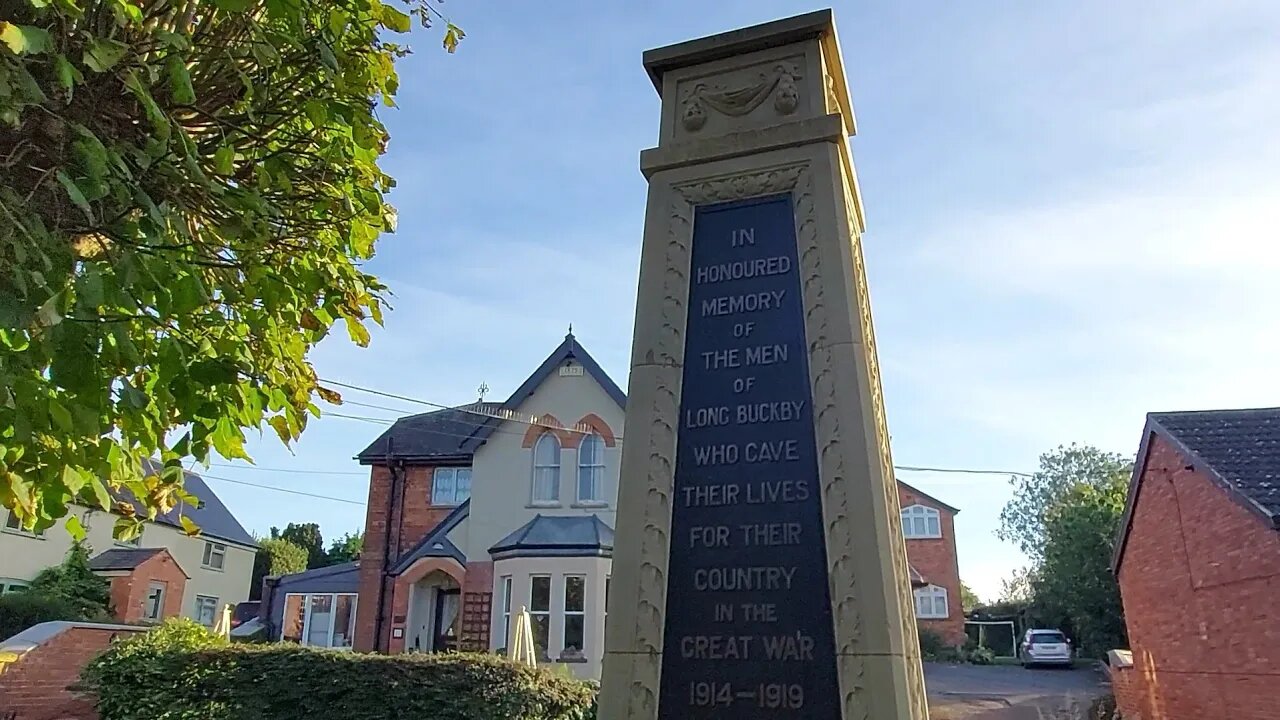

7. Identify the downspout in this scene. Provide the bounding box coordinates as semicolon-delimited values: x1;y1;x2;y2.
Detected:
375;438;401;652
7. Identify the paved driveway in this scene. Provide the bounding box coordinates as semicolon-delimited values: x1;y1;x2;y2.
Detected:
924;663;1108;719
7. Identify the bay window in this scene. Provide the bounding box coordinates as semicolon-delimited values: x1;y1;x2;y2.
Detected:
281;593;358;649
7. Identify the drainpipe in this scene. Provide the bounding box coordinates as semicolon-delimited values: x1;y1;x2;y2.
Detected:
375;439;400;653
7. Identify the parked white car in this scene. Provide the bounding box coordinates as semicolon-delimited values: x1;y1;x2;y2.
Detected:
1020;629;1073;667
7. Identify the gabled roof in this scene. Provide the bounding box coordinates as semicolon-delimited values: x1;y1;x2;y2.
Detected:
390;500;469;574
488;514;614;559
1113;407;1280;573
357;333;625;463
136;460;257;547
88;547;171;572
897;479;960;514
273;560;361;588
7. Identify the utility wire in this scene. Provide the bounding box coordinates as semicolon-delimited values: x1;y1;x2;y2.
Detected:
200;474;366;506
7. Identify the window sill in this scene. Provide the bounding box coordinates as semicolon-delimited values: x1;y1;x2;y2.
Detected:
556;655;588;664
2;528;46;540
526;502;562;509
200;565;225;573
903;535;943;541
916;615;950;621
571;501;609;509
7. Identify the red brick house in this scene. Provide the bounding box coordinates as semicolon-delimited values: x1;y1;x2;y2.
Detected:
898;482;965;645
280;333;968;678
1111;407;1280;720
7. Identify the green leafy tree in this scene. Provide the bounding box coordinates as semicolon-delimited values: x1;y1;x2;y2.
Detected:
0;0;461;535
998;567;1038;603
960;582;981;614
997;444;1132;561
326;530;363;566
29;541;111;617
1033;477;1129;657
249;537;307;600
273;522;325;568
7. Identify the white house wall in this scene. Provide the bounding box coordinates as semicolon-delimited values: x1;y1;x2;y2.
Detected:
0;506;254;621
466;364;625;557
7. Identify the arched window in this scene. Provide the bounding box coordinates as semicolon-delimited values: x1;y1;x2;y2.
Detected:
901;505;941;539
577;434;605;504
913;584;949;619
532;433;561;503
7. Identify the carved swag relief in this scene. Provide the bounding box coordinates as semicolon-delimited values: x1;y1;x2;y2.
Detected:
679;61;803;132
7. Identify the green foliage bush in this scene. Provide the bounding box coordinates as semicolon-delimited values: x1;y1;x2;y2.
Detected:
85;628;594;720
0;591;80;640
29;542;112;618
249;537;309;600
917;627;947;659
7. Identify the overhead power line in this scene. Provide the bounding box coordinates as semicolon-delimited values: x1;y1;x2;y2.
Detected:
200;474;366;506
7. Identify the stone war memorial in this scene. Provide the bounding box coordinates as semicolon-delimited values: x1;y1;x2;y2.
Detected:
599;10;929;720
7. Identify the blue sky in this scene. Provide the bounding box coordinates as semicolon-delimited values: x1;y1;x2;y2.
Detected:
208;1;1280;601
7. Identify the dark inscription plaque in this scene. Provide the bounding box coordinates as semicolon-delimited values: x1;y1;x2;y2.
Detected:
658;194;840;719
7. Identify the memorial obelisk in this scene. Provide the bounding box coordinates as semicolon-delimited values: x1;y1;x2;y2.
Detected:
599;10;929;720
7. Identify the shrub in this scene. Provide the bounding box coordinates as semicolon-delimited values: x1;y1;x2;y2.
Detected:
966;646;996;665
917;627;947;659
0;592;81;640
28;542;111;618
84;630;594;720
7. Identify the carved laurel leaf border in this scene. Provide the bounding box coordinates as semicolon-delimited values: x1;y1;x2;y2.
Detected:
620;161;881;720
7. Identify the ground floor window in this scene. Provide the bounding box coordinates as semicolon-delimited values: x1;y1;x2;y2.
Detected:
914;584;949;619
562;575;585;659
282;593;358;649
529;575;551;660
1;579;29;594
195;595;218;626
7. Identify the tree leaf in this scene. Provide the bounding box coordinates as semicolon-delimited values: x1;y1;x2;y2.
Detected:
167;55;196;104
214;145;235;175
49;399;73;431
64;513;86;541
61;465;87;496
442;23;465;54
379;5;411;33
56;170;94;222
54;54;83;96
83;38;129;72
0;23;53;55
87;475;113;511
179;514;201;536
346;318;371;347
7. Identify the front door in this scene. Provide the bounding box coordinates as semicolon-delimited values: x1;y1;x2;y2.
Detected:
433;589;461;652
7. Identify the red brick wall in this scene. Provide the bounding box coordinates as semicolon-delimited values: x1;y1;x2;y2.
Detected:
355;463;462;652
1107;664;1141;719
898;484;965;645
108;552;187;623
1116;433;1280;720
0;625;145;720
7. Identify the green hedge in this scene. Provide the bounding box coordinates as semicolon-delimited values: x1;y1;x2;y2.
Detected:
84;620;595;720
0;591;81;641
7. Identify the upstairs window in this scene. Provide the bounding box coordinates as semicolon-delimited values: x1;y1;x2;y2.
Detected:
901;505;941;539
532;433;561;503
3;511;44;537
202;541;226;570
577;434;605;504
432;468;472;506
914;585;949;619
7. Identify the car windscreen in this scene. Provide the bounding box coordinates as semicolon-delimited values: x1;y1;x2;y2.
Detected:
1030;632;1066;644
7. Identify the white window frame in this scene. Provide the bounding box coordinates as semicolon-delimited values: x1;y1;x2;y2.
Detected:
195;594;218;626
144;584;165;620
914;584;949;619
432;467;472;506
284;592;358;649
562;575;586;658
901;505;942;539
202;541;227;570
1;579;30;594
3;511;45;538
529;575;552;659
576;434;605;505
531;433;561;504
116;532;143;548
499;575;513;650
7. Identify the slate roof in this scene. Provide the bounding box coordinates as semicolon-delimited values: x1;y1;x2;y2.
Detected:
390;500;470;574
356;333;625;463
489;514;614;559
87;547;167;572
1113;407;1280;572
135;460;257;547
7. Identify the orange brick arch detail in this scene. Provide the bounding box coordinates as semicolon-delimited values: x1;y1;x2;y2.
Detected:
521;414;573;448
564;413;617;449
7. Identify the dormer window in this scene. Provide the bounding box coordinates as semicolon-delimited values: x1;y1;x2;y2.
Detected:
532;433;561;503
577;433;605;504
901;505;941;539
